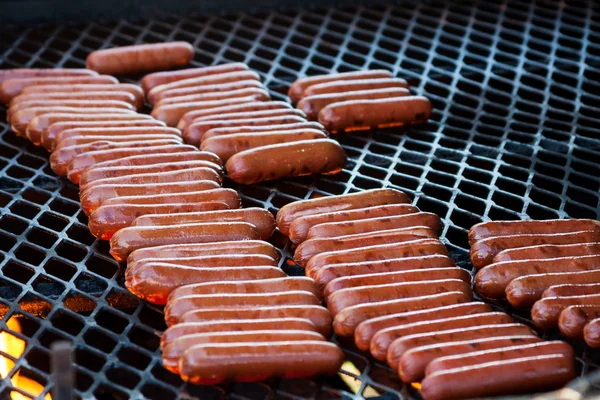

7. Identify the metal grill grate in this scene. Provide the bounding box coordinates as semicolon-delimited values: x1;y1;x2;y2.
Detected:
0;1;599;398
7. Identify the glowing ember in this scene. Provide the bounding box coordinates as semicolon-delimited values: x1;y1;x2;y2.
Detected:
411;382;422;390
0;317;51;400
338;361;380;397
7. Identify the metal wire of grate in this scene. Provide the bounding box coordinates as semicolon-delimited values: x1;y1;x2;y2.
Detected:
0;0;599;399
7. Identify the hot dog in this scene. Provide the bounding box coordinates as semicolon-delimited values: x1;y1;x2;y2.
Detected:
303;77;409;97
288;70;393;103
80;150;221;171
471;231;600;269
327;279;472;315
469;219;600;245
155;87;273;107
543;283;600;298
201;129;327;161
154;80;264;104
163;330;325;373
584;318;600;348
420;354;574;400
127;265;286;305
532;295;600;330
289;203;420;244
167;277;321;303
185;115;308;146
276;188;411;235
179;305;333;338
398;335;543;383
505;270;600;308
0;68;97;83
127;254;277;276
202;122;325;140
226;139;346;184
314;255;456;288
165;291;321;325
86;42;194;75
298;87;411;120
141;63;249;93
305;239;448;278
305;212;442;240
147;70;261;105
354;302;491;352
8;99;135;122
558;305;600;339
127;240;279;264
50;126;182;150
493;242;600;264
101;188;236;208
88;202;230;239
387;323;536;370
333;291;471;337
475;255;600;300
324;267;470;298
22;83;144;109
160;318;319;349
370;312;513;361
0;75;118;104
191;107;306;123
319;96;432;133
294;227;438;267
131;207;275;239
10;91;139;110
56;134;183;151
110;221;260;261
179;341;343;385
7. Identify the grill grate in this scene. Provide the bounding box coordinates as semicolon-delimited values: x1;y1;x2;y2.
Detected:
0;0;600;399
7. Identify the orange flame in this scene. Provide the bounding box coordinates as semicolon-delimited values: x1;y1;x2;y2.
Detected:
0;317;51;400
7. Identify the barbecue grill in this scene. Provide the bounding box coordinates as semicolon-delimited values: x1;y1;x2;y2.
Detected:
0;0;599;398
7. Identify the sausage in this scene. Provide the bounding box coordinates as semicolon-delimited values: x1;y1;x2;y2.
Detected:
147;70;261;105
505;270;600;308
471;231;600;269
370;312;513;361
314;254;456;289
398;336;543;383
177;101;294;130
179;341;343;385
475;255;600;300
10;91;139;111
22;83;144;109
305;212;442;240
288;70;394;103
80;167;227;193
141;63;249;93
51;140;186;176
67;144;199;181
201;129;326;162
494;242;600;264
584;318;600;348
88;202;231;239
319;96;432;133
558;305;600;339
163;330;325;373
131;207;275;239
8;99;135;122
86;42;194;75
468;219;600;245
421;354;574;400
185;115;308;146
152;95;269;127
276;188;411;235
56;134;183;151
305;239;448;278
386;323;536;370
154;80;263;104
532;295;600;330
191;107;306;123
332;291;471;337
354;302;491;352
324;267;470;298
303;77;409;97
294;227;438;267
76;160;222;186
327;279;472;315
0;68;97;83
289;203;420;244
0;75;118;104
50;126;182;150
202;122;325;140
298;87;411;120
27;113;155;145
127;240;279;264
101;188;236;208
165;291;321;325
155;87;272;107
109;221;260;261
226;139;346;184
167;277;321;303
543;283;600;298
178;305;333;338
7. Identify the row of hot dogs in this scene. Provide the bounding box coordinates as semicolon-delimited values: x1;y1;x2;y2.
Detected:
275;189;577;400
